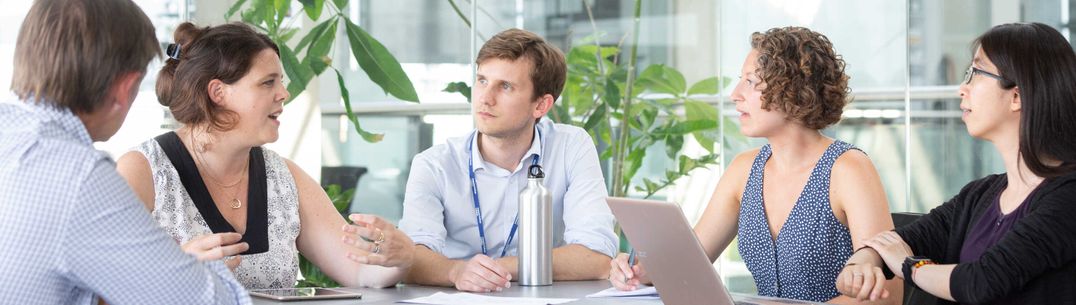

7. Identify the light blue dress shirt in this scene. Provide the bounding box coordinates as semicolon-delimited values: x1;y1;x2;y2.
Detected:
400;118;617;260
0;99;250;305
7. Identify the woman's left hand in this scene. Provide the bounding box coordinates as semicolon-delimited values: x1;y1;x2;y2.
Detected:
342;214;415;268
864;231;913;278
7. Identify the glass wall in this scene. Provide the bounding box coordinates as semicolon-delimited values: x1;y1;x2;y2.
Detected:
3;0;1073;295
317;0;1076;293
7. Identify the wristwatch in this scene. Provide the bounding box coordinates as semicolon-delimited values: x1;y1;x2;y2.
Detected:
902;256;934;286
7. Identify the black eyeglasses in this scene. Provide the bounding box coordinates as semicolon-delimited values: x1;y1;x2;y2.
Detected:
963;66;1008;85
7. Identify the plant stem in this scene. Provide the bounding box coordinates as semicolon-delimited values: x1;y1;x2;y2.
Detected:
610;0;642;197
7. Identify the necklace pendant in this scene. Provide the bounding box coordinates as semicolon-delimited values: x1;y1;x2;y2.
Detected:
230;198;242;209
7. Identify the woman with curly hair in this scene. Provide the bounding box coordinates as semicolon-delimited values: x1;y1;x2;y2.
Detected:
608;27;901;304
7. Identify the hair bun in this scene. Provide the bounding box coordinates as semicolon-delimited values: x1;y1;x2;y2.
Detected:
172;22;206;55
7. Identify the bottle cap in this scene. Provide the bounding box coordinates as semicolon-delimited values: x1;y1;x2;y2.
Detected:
528;164;545;179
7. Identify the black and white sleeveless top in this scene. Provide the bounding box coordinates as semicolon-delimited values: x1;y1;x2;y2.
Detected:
136;132;301;289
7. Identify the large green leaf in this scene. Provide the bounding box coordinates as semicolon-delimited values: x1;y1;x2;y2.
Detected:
295;18;335;53
332;0;348;10
279;44;315;103
603;79;621;109
567;47;600;70
583;104;607;132
687;76;720;96
298;0;324;21
277;28;300;44
344;19;420;103
622;148;647;191
637;64;679;95
273;0;289;27
685;100;720;152
335;68;391;143
334;68;385;142
571;85;596;116
662;66;687;94
664;132;683;159
225;0;248;20
240;0;269;26
303;20;338;74
639;107;658;131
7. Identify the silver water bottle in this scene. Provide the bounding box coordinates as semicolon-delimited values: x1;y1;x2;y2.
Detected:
518;164;552;286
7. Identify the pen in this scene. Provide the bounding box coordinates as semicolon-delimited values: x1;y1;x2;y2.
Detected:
627;249;637;267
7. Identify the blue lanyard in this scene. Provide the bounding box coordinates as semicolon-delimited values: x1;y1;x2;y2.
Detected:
467;127;542;258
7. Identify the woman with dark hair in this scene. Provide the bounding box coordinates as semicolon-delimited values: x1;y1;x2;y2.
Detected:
610;26;901;304
116;22;414;289
838;22;1076;304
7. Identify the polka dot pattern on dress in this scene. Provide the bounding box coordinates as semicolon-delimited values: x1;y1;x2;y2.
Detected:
736;140;856;302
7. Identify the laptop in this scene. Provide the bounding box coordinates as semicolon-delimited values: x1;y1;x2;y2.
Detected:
607;197;819;305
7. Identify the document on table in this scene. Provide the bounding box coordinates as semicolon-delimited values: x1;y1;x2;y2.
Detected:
399;292;576;305
585;285;660;299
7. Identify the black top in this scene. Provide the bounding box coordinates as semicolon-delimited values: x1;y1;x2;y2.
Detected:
154;132;269;254
895;171;1076;305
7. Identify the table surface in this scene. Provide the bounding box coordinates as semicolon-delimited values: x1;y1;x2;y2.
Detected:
249;280;827;305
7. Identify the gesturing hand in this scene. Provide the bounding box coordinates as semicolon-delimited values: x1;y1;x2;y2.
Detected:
180;232;248;272
342;214;415;268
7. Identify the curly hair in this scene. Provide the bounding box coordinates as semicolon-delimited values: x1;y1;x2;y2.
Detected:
750;27;850;130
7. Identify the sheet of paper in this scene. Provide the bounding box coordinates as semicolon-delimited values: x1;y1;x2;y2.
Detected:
399;292;576;305
585;285;660;299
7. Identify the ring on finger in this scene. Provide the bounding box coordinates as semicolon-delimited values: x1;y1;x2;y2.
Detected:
375;230;386;244
372;243;381;254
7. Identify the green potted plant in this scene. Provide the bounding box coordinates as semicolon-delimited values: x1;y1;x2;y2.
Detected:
227;0;420;142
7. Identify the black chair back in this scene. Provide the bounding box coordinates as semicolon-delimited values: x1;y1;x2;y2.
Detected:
320;166;367;213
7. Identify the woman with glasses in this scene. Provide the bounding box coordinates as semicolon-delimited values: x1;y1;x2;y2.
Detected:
838;22;1076;304
609;26;902;304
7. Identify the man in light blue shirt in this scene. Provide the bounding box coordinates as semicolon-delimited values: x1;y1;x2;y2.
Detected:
400;29;617;292
0;0;249;304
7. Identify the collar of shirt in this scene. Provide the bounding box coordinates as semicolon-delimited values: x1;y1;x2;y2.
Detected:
4;98;94;146
469;125;543;176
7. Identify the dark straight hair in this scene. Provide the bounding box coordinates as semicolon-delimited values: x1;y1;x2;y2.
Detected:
975;22;1076;178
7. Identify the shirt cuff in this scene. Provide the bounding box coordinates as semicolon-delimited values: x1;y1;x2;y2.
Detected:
565;233;618;258
408;235;446;255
